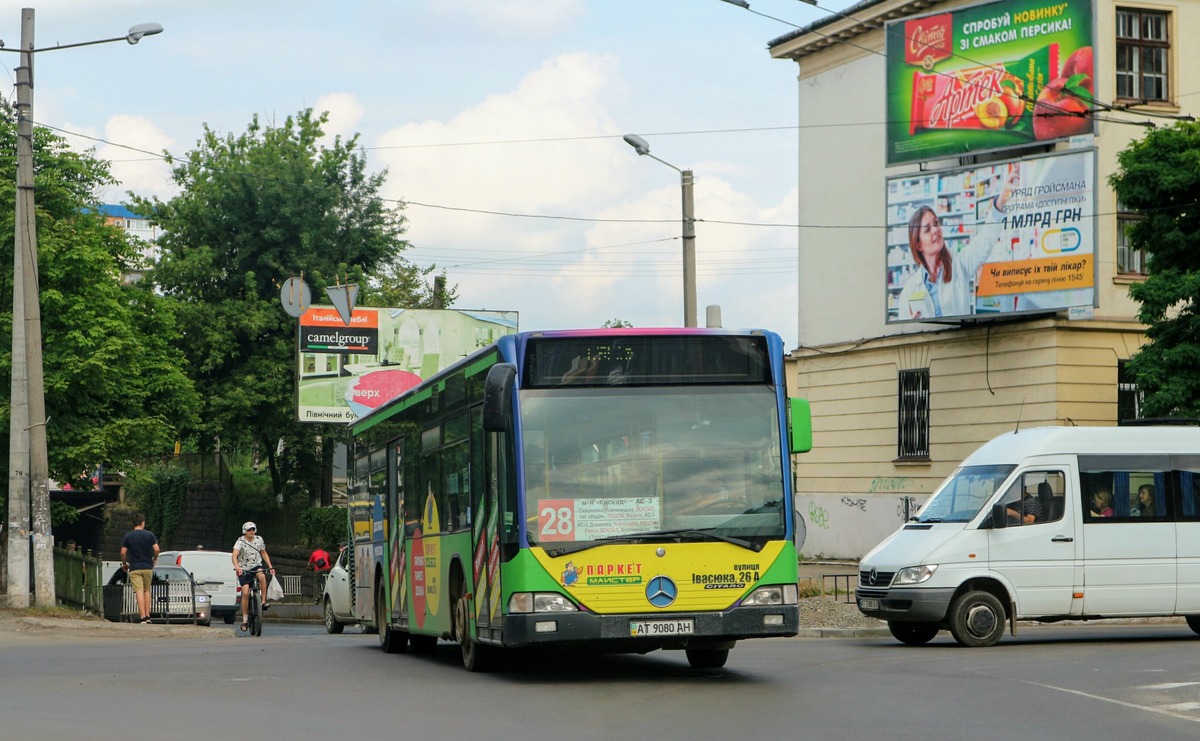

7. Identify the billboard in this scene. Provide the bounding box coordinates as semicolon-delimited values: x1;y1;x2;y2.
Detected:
886;0;1094;165
885;149;1095;323
296;307;518;422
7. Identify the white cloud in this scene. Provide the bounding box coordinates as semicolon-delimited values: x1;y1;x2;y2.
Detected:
314;93;365;142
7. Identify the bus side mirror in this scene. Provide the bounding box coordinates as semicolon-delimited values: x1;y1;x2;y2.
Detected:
483;363;517;432
990;503;1008;529
789;398;813;454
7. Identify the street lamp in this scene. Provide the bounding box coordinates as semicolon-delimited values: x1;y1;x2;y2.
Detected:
2;8;164;608
623;134;698;328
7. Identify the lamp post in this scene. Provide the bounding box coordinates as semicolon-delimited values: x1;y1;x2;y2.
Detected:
2;8;163;608
623;134;698;328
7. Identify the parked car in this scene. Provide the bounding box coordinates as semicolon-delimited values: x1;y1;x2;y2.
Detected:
321;548;357;634
158;550;239;624
103;565;211;626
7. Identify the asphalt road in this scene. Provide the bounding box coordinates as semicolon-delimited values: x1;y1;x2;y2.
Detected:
3;620;1199;740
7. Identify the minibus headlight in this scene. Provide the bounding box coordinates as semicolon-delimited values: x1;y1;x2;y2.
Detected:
508;592;578;614
893;565;938;585
742;584;798;606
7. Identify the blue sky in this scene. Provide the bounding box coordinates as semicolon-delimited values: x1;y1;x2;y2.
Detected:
4;0;853;347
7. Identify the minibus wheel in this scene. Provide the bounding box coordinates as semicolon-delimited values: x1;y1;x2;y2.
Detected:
1186;615;1200;636
948;590;1006;647
888;621;939;646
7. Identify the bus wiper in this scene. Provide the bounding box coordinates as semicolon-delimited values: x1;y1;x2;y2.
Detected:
598;528;761;552
543;528;762;557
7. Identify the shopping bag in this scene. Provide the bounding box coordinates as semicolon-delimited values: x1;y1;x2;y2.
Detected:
266;575;285;601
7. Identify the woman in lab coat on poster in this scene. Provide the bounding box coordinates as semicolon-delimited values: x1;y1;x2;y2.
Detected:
897;165;1020;321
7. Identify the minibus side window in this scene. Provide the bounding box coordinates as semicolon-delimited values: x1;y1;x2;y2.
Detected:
1079;455;1170;522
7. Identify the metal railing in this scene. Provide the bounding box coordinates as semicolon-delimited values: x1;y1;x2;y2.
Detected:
54;547;104;613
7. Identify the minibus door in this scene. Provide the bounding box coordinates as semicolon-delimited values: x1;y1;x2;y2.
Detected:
988;469;1077;618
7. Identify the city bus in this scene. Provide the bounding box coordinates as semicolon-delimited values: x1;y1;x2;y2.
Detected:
345;327;812;671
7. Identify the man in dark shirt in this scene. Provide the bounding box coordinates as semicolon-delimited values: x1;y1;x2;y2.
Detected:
120;513;160;623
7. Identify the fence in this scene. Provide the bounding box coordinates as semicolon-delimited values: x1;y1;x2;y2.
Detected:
54;547;104;613
102;581;204;624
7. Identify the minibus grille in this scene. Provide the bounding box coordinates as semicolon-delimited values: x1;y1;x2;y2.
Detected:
859;570;895;588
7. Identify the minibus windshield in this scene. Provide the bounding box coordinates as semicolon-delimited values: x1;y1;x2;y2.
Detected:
915;464;1015;523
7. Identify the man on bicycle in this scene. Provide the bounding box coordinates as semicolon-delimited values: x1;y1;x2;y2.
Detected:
232;522;275;631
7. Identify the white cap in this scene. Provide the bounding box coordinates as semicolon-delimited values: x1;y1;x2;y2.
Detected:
242;521;257;533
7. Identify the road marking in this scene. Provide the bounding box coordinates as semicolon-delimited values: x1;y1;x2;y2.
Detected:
1138;682;1200;690
1015;679;1200;724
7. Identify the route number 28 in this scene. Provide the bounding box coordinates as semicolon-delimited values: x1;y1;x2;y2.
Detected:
538;499;575;540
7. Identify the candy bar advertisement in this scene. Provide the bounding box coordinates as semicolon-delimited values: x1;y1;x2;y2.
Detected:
886;0;1094;165
885;150;1095;323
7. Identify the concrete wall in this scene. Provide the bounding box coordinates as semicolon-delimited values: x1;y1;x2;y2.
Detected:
796;493;925;560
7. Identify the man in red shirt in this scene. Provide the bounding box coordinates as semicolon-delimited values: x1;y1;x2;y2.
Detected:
308;547;332;572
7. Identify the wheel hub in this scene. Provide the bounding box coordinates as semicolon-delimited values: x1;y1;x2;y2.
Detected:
966;604;997;637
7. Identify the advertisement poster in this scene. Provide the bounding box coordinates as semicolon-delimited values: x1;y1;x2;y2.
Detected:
296;307;518;422
885;149;1095;323
886;0;1094;164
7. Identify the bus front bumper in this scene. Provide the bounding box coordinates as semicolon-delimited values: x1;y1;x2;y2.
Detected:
499;605;798;649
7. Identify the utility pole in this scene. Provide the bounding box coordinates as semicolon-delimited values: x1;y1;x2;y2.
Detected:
12;8;54;607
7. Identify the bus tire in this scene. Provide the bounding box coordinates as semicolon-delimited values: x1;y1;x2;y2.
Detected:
1186;615;1200;636
948;590;1006;647
887;621;939;646
324;597;345;635
685;648;729;669
455;593;496;672
377;590;407;654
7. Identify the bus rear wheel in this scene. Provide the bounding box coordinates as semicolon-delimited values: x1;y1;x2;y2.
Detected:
455;594;496;672
377;589;407;654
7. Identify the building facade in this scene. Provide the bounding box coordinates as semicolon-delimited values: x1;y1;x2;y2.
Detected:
769;0;1198;558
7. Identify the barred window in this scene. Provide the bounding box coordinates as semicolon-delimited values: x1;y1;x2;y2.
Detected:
898;368;930;460
1116;8;1170;102
1117;360;1144;423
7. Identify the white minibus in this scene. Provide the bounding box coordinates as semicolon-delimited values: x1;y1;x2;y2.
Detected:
857;426;1200;646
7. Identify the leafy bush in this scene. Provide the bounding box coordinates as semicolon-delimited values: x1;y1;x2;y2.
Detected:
299;506;348;549
125;463;192;546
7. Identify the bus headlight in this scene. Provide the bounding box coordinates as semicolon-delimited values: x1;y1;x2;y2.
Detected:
742;584;798;606
894;565;938;585
508;592;578;614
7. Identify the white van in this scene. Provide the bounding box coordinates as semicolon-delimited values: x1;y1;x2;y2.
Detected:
857;426;1200;647
159;550;239;624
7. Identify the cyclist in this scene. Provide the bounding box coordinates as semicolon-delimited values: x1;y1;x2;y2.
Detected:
232;521;276;631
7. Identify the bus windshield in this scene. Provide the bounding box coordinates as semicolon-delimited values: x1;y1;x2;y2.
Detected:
519;385;785;553
916;464;1016;523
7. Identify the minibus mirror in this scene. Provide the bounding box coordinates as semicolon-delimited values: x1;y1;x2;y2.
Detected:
990;503;1008;529
483;363;517;432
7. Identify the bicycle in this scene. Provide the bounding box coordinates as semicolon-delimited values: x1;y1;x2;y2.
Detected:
240;570;265;637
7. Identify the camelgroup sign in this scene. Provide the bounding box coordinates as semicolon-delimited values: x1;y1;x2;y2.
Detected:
885;149;1095;323
886;0;1095;164
296;307;518;422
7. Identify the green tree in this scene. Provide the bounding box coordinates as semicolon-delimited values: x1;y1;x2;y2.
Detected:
1109;121;1200;417
601;318;634;328
0;113;199;494
132;109;439;504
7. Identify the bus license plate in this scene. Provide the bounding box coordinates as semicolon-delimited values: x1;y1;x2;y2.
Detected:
859;598;880;611
630;619;694;637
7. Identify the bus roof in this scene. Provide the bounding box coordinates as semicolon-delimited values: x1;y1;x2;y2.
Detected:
962;426;1200;466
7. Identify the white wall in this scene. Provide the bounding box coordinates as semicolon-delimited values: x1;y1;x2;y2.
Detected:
796;492;926;560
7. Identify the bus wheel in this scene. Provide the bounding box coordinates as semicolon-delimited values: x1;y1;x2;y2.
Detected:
685;648;729;669
455;594;496;672
948;590;1006;647
377;590;407;654
1186;616;1200;636
887;621;938;646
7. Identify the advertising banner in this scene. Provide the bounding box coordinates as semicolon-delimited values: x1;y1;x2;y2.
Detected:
886;0;1094;165
885;149;1095;323
296;307;518;422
